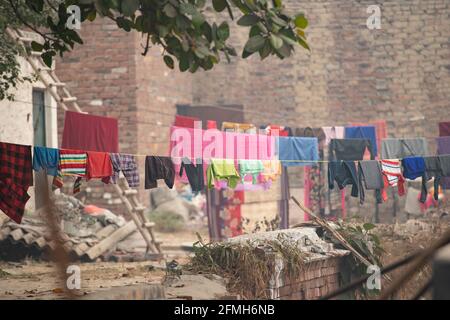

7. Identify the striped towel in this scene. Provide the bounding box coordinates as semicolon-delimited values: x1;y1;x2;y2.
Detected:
59;149;87;177
381;159;405;199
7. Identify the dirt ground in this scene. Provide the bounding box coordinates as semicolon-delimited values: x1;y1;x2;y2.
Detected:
0;218;448;300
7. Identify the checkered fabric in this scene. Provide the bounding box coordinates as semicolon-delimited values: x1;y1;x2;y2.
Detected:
0;142;33;223
110;153;140;188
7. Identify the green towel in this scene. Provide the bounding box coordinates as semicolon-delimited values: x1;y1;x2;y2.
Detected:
239;160;264;184
207;159;240;189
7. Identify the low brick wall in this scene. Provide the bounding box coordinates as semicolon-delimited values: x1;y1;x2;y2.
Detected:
270;257;342;300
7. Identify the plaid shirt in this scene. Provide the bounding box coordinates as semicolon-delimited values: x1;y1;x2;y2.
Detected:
0;142;33;223
110;153;140;187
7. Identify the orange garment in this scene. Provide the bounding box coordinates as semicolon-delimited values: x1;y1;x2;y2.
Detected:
86;151;113;183
260;160;282;182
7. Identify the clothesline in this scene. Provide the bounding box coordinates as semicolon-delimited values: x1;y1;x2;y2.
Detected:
7;141;450;163
11;98;444;139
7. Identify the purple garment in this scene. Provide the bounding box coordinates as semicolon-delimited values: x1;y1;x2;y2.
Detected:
436;137;450;189
110;153;140;187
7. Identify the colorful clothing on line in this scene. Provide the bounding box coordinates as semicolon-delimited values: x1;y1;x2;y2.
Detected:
436;136;450;189
438;122;450;137
261;160;282;182
381;159;405;201
207;159;240;189
238;159;264;184
0;142;33;223
86;151;113;183
381;138;428;159
61;111;119;153
54;149;87;193
33;146;59;176
110;153;140;187
329;138;375;161
277;137;319;166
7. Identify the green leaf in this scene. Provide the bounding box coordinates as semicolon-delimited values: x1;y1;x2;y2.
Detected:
163;3;178;18
259;40;271;60
295;14;308;29
179;54;190;71
31;41;43;52
275;42;291;58
272;0;282;8
87;10;97;22
41;52;53;68
217;22;230;41
363;223;376;231
244;35;265;53
163;55;174;69
298;37;310;51
270;34;283;49
121;0;140;16
270;15;288;27
242;49;254;59
212;0;227;12
237;14;259;26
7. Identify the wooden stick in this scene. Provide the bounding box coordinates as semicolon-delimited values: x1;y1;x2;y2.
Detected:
291;196;391;282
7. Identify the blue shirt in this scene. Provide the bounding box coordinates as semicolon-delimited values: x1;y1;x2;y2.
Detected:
277;137;319;166
402;156;426;180
33;146;60;176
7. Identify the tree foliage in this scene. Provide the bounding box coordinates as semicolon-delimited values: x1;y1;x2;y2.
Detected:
0;0;309;99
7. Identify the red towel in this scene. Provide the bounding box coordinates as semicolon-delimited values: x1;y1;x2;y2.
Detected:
174;115;200;128
62;111;119;153
86;151;113;182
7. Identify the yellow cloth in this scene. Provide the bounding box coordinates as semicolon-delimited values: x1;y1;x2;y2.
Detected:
260;160;282;182
221;122;256;133
207;159;241;189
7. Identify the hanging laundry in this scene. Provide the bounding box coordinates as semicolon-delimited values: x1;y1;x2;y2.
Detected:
260;160;282;182
436;136;450;189
33;146;59;176
438;122;450;137
404;187;423;217
402;156;427;203
328;161;359;198
110;153;140;187
402;156;426;180
207;120;217;129
380;159;405;201
296;127;326;220
206;159;240;189
424;156;441;201
145;156;175;189
86;151;113;183
58;149;87;177
261;125;292;136
180;158;204;193
380;138;428;159
345;126;378;157
174;115;200;128
54;149;87;193
222;122;257;134
238;159;264;184
0;142;33;223
358;160;384;204
322;126;345;145
61;111;119;153
437;155;450;187
329;138;374;161
350;120;387;156
277;137;319;166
